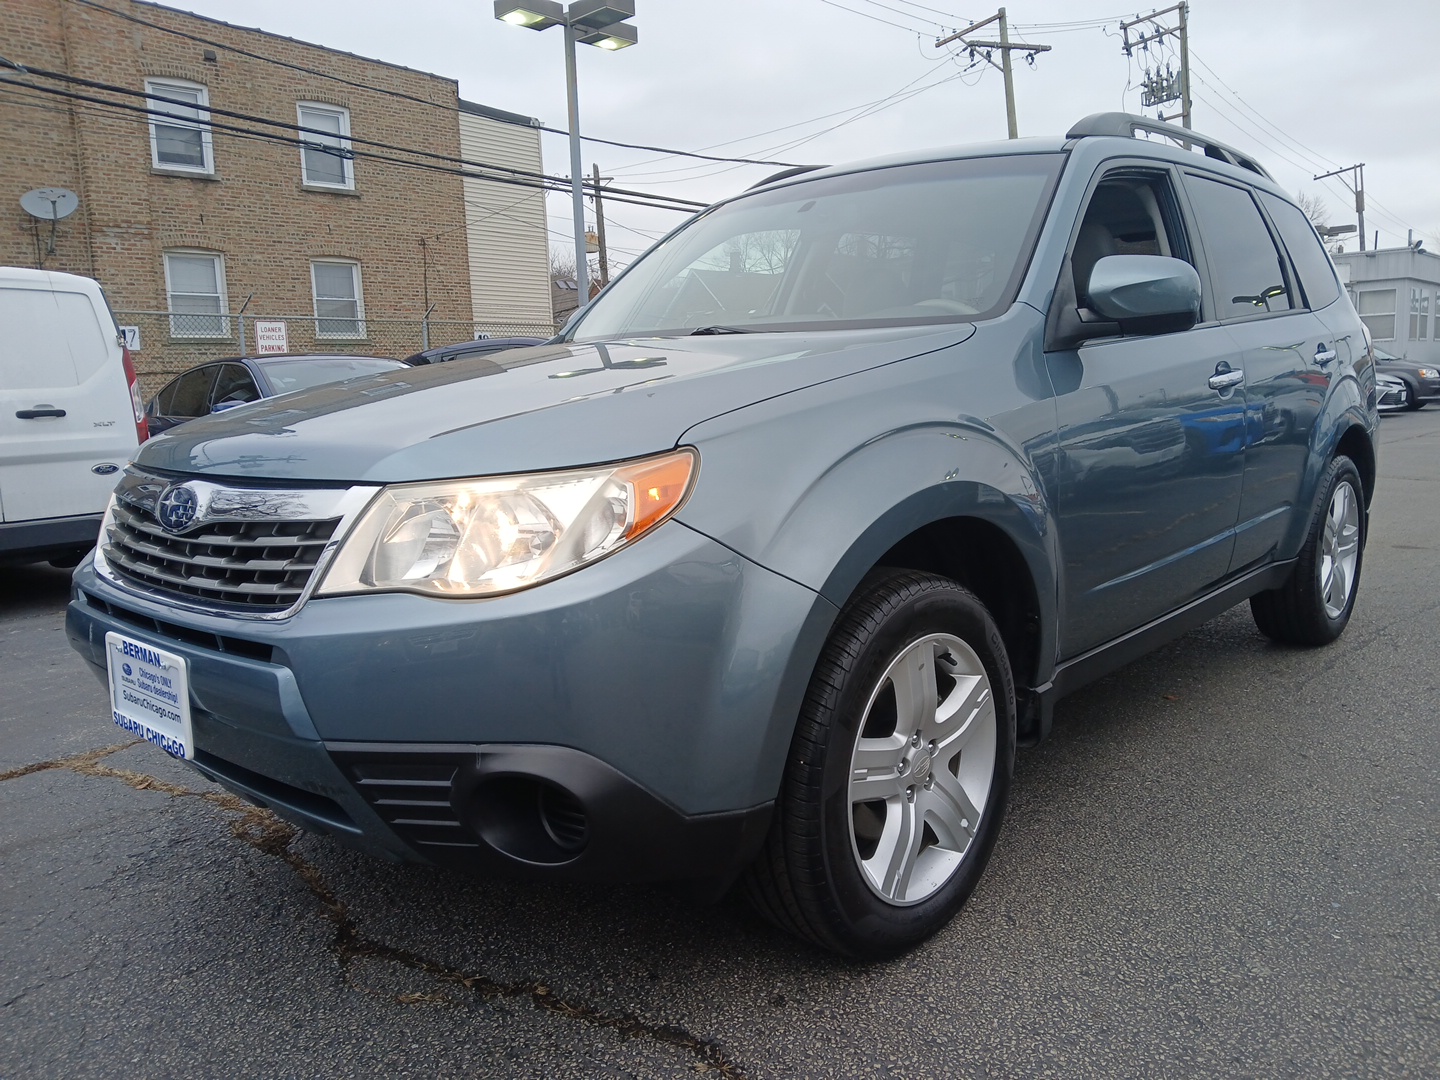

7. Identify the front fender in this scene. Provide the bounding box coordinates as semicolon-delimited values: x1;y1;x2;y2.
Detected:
676;340;1060;686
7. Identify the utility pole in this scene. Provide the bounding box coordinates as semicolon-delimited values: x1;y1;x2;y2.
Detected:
1314;163;1367;252
935;9;1051;139
591;163;610;288
1120;3;1192;129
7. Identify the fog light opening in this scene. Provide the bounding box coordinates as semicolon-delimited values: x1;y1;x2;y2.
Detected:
469;776;590;864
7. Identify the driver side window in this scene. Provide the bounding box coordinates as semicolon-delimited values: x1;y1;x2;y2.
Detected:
1072;173;1180;308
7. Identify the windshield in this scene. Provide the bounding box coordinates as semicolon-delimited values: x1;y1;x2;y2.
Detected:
261;357;404;393
568;153;1062;342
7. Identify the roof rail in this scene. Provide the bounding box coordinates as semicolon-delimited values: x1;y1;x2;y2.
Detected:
749;164;826;190
1066;112;1272;180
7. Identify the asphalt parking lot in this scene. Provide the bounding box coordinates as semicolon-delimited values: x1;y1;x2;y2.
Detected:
3;410;1437;1079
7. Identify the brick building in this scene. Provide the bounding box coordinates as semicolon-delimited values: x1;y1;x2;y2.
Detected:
1;0;509;389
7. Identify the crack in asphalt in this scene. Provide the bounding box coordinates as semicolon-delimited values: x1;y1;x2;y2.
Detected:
4;744;747;1077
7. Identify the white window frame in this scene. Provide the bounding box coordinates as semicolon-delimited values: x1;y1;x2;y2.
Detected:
163;251;230;339
145;79;214;174
297;103;355;190
310;259;366;339
1356;288;1397;342
1410;287;1430;340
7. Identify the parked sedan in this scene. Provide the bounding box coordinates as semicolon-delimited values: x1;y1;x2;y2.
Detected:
1376;371;1410;412
1372;347;1440;411
145;354;405;435
403;336;548;365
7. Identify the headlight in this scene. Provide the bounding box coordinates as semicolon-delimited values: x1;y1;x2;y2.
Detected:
1417;367;1439;379
317;448;697;598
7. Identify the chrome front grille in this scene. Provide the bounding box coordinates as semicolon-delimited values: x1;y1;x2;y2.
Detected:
97;469;377;615
105;500;339;610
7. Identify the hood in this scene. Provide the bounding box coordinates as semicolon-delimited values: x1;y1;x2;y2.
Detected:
137;325;975;483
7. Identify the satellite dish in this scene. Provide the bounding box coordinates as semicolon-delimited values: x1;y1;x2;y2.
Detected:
20;187;79;222
20;188;79;260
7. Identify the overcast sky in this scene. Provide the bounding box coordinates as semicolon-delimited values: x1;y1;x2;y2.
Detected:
170;0;1440;267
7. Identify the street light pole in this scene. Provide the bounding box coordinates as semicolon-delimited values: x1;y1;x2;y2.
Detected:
562;23;589;305
494;1;638;314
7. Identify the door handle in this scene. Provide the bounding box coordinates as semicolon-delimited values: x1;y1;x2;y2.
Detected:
1315;344;1337;366
1208;369;1244;391
16;408;67;419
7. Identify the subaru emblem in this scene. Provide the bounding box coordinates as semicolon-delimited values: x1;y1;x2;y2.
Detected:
156;484;199;533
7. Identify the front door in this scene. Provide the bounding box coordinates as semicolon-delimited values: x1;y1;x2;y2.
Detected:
1048;168;1247;657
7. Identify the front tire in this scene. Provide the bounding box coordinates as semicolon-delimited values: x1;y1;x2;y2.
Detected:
1251;455;1364;645
744;570;1016;958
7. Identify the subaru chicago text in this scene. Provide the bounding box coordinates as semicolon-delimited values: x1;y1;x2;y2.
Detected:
68;114;1378;957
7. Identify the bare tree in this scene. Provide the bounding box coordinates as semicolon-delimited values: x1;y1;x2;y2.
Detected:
704;230;800;275
1295;191;1330;231
550;246;617;290
550;246;576;282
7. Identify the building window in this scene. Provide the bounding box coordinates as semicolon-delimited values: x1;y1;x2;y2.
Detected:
297;103;354;189
164;251;229;338
311;260;365;338
1411;288;1430;340
1356;289;1396;341
146;79;213;173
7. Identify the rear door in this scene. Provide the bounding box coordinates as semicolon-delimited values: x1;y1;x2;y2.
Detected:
0;276;137;523
1180;174;1334;571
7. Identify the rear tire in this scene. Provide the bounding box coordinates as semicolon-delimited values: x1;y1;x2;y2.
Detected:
743;570;1015;958
1251;455;1364;646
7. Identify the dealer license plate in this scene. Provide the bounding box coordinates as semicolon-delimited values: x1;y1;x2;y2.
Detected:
105;631;194;760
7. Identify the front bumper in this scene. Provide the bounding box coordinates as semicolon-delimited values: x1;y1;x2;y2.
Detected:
68;521;836;884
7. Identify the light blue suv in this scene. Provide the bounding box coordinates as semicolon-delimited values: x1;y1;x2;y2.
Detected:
68;114;1378;957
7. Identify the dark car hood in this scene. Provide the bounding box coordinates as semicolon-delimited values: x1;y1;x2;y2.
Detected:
136;326;975;483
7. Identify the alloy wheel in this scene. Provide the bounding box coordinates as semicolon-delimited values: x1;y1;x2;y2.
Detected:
847;633;998;905
1320;479;1361;619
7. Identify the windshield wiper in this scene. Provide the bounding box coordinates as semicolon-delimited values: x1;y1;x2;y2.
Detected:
689;325;753;335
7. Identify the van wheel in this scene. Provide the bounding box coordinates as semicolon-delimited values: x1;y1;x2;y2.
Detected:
743;570;1015;958
1251;455;1364;645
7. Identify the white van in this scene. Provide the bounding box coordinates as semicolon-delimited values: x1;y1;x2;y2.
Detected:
0;267;148;564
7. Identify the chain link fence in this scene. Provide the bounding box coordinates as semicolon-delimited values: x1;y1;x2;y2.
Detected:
114;311;561;396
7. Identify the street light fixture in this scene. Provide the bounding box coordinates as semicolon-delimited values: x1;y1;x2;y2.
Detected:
495;0;639;312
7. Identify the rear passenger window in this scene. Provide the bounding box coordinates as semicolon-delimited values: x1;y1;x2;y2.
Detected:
168;367;217;417
1185;176;1294;319
0;288;109;389
1258;192;1341;310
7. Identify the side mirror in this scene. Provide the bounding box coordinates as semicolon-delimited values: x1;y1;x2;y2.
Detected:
1087;254;1201;336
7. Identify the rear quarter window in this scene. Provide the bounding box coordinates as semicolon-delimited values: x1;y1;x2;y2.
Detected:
0;287;110;389
1259;192;1342;310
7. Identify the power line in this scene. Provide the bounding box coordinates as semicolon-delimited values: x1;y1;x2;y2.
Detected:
615;54;983;185
3;67;707;214
531;124;809;168
816;0;938;35
63;0;804;171
612;50;983;180
0;75;707;216
890;0;974;20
